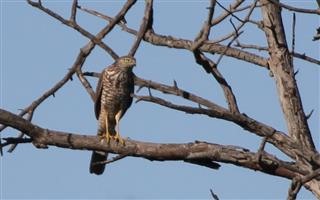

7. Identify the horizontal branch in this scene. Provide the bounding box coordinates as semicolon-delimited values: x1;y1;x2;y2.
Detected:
268;0;320;15
0;108;307;180
78;5;269;68
235;41;320;65
82;72;314;165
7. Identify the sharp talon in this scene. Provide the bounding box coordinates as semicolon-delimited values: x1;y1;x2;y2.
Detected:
99;132;112;144
113;133;125;146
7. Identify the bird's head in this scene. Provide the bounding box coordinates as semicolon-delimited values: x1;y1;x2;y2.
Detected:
117;56;136;69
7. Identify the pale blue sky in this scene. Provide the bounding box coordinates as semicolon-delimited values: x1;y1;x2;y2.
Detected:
1;0;319;199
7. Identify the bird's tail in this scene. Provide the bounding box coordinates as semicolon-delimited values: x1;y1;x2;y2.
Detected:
90;151;108;175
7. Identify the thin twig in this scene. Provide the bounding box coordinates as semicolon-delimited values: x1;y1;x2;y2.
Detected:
70;0;78;22
215;0;245;23
129;0;153;56
268;0;320;15
6;0;137;152
1;137;33;148
235;40;268;51
92;153;129;166
235;41;320;65
76;2;269;69
76;68;95;101
210;188;219;200
212;0;259;43
8;111;34;152
211;0;244;26
27;0;119;60
291;13;296;66
254;137;268;163
191;0;216;51
193;51;240;113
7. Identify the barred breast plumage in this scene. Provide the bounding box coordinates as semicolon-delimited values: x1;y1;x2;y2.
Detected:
89;56;136;175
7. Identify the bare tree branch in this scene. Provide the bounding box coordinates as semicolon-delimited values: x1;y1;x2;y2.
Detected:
211;0;244;26
128;0;153;56
4;0;138;152
27;0;119;60
287;169;320;200
211;0;259;43
76;4;269;68
70;0;78;22
3;1;319;197
260;0;316;152
193;51;240;113
0;108;309;180
268;0;320;15
235;41;320;65
191;0;216;51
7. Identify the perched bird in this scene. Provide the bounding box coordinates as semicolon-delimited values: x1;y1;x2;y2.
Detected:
89;56;136;175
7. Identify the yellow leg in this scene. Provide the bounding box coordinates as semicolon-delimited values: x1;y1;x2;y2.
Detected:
99;116;112;144
113;111;125;145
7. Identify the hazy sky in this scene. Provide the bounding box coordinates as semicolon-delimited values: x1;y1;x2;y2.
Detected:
1;1;319;199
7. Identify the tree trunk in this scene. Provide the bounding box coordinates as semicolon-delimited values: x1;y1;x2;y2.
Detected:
260;0;319;197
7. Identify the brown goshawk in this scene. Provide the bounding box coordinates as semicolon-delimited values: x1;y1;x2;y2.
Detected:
89;56;136;175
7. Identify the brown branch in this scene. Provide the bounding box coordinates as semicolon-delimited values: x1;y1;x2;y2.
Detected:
287;169;320;200
292;52;320;65
0;66;76;133
215;1;245;23
291;13;296;66
235;41;320;65
261;0;316;151
211;0;244;26
76;68;95;101
8;110;34;152
1;137;33;148
0;108;309;180
211;0;259;43
76;4;269;69
287;177;302;200
92;153;129;166
268;0;320;15
134;75;221;109
4;0;137;152
70;0;78;22
193;51;240;113
191;0;216;51
128;0;153;56
80;72;311;164
132;93;306;162
235;40;268;51
26;0;119;60
80;72;319;167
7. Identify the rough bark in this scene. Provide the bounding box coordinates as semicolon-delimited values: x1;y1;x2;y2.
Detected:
260;0;319;197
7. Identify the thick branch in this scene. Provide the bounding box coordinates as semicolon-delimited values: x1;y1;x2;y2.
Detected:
133;93;304;162
80;73;312;164
77;6;269;68
5;0;138;152
0;108;308;180
260;0;315;151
